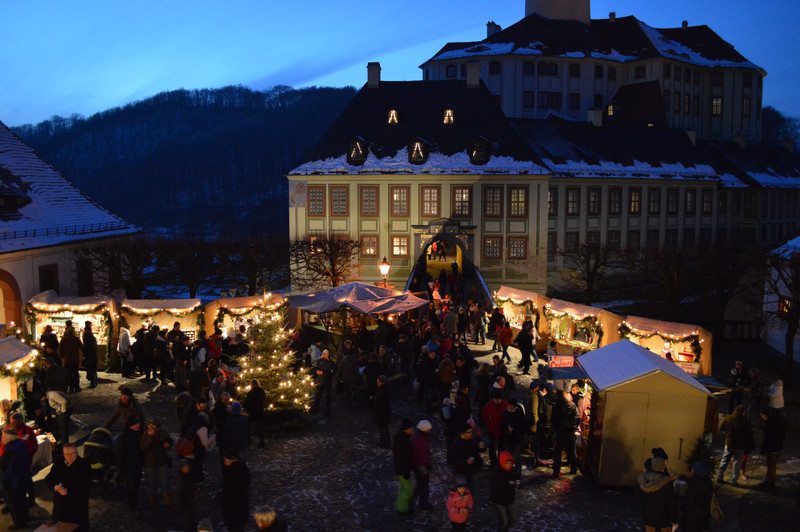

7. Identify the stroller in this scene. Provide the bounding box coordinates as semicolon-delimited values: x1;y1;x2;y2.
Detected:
83;427;117;491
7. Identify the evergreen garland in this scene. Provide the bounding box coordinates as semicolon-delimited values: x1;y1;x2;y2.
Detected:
543;307;603;348
618;323;702;361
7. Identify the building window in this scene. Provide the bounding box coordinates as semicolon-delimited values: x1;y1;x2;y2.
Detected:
693;69;701;86
635;65;646;80
664;90;671;112
523;91;535;109
663;64;671;78
443;108;455;124
667;189;679;214
420;186;440;217
693;95;700;116
718;190;728;215
391;235;409;257
409;140;428;164
595;65;603;79
608;67;616;81
39;264;59;294
648;189;661;215
683;228;696;248
646;229;660;249
607;230;621;250
470;139;490;165
509;186;528;217
569;64;581;78
508;237;527;260
348;138;367;165
712;97;723;116
608;187;621;215
587;231;600;247
452;186;472;218
588;188;601;215
330;186;349;216
682;93;690;114
446;64;457;79
568;93;580;110
547;233;557;260
361;235;378;257
594;94;603;108
76;259;93;296
390;186;409;217
699;227;712;246
627;230;640;250
685;190;696;214
629;188;641;215
607;104;614;117
742;97;751;117
712;72;723;87
567;187;580;215
673;92;681;114
484;236;502;260
548;187;558;216
308;186;325;216
674;66;682;82
565;232;579;253
523;62;535;75
489;61;501;75
461;64;467;77
666;228;678;248
539;92;562;110
388;109;399;124
538;63;558;76
484;186;503;218
360;186;379;217
743;72;752;87
701;189;713;214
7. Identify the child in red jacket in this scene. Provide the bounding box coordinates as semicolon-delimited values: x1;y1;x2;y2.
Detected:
446;476;473;531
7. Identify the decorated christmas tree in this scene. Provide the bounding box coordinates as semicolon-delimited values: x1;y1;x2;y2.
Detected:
236;305;315;425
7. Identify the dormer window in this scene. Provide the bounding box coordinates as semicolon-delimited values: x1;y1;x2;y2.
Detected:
388;109;399;125
409;139;429;164
443;109;454;125
469;137;489;165
347;138;368;165
607;104;614;117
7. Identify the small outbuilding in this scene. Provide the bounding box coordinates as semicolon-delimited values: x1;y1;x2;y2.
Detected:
578;340;712;487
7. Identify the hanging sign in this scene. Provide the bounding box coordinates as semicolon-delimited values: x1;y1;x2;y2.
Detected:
549;355;575;368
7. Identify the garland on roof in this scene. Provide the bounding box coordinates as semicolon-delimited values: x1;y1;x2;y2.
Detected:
0;345;42;381
543;307;603;347
216;302;282;324
121;303;203;319
618;323;702;361
196;307;206;330
24;303;113;355
494;296;540;330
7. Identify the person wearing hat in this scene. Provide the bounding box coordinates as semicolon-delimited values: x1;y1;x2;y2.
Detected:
446;476;473;531
411;419;433;510
759;406;787;489
104;387;144;430
636;456;678;532
140;416;174;510
490;450;520;532
447;423;485;495
728;360;750;414
681;461;713;531
392;418;415;515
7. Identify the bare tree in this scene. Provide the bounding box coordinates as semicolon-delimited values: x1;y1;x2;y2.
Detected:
152;237;217;298
223;235;290;295
624;247;700;321
764;245;800;387
289;237;361;290
557;244;618;305
74;235;153;298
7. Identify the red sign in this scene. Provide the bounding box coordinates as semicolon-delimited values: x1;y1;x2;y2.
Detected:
549;355;575;368
675;361;700;375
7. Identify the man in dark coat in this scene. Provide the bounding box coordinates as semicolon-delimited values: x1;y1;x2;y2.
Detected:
681;461;712;532
759;407;787;489
243;379;266;448
490;450;520;532
392;418;415;514
1;427;34;529
447;423;484;495
223;402;249;460
58;322;83;393
217;454;250;532
716;404;754;486
310;349;337;416
636;456;678;532
335;348;360;407
373;375;392;448
415;347;438;413
45;442;92;531
551;390;579;477
82;321;98;388
411;419;433;511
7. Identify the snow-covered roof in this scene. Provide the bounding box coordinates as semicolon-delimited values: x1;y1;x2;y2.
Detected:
546;298;599;319
578;340;710;394
0;120;139;254
771;236;800;259
28;290;111;311
495;285;540;305
122;299;202;313
0;337;37;368
623;316;702;339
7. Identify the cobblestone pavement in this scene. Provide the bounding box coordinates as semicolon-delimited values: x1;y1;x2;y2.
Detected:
3;340;799;531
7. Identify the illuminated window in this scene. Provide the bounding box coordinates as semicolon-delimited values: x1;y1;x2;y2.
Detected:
607;104;614;117
409;140;428;164
360;186;378;217
330;186;349;216
712;95;723;114
444;109;454;124
360;235;378;257
348;138;367;165
421;186;440;217
484;236;502;259
508;237;527;260
509;186;527;217
388;109;398;124
452;186;472;217
390;186;409;217
629;188;641;215
391;235;409;257
308;186;325;216
484;186;503;218
548;187;558;216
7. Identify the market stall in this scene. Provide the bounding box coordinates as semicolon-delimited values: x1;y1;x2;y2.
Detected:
25;291;114;369
0;336;38;402
578;340;712;486
120;299;203;341
619;315;712;376
203;293;285;336
541;298;622;354
494;285;540;330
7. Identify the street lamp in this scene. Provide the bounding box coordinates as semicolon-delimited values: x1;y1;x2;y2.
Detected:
378;256;391;287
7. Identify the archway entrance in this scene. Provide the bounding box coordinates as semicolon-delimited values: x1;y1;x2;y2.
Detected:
0;268;23;328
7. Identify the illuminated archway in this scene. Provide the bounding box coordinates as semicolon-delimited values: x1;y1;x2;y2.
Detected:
0;268;23;327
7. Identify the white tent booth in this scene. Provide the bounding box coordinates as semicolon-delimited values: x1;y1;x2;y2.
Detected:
0;336;38;403
578;340;712;487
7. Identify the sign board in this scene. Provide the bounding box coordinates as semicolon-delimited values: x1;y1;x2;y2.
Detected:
549;355;575;368
675;361;700;375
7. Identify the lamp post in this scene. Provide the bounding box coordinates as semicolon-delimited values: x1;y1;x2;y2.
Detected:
378;256;391;287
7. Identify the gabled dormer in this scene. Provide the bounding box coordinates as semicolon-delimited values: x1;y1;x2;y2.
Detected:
347;137;369;165
408;138;429;165
469;136;490;165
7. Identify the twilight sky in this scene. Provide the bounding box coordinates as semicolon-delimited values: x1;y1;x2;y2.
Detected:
2;0;799;126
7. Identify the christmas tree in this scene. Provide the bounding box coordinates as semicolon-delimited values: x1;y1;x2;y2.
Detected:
236;306;315;425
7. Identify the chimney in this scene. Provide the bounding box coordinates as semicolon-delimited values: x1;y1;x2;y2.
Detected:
487;21;502;38
466;61;481;88
609;12;615;22
588;109;603;127
682;20;688;30
734;134;747;149
685;130;697;146
367;62;381;88
783;138;796;153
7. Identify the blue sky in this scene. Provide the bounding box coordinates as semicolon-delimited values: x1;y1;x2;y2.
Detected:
2;0;798;126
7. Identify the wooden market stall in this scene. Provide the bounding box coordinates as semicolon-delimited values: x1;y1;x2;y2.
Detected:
579;340;712;486
494;285;541;330
620;315;712;376
26;291;115;369
120;299;203;342
203;293;285;336
541;298;623;354
0;336;38;402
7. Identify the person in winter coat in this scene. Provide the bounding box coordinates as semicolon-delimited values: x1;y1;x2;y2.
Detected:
513;321;535;374
482;389;509;466
392;418;415;515
104;387;144;429
551;390;580;477
503;400;527;475
636;456;678;532
155;328;173;384
140;417;174;510
681;461;712;532
82;321;98;388
490;450;520;532
411;419;433;510
416;347;439;413
336;349;360;407
373;375;392;448
446;476;473;531
45;443;92;531
447;423;485;495
436;354;456;399
759;407;787;489
1;427;34;529
217;453;251;532
254;504;289;531
117;414;145;514
716;404;755;486
118;323;135;378
244;379;267;448
58;322;83;393
766;372;784;413
497;322;513;364
310;349;337;416
141;325;160;381
223;402;249;460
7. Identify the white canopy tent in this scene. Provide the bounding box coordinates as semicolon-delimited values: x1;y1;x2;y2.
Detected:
289;282;429;315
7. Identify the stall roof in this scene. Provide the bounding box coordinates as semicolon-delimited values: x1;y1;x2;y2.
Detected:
122;299;202;312
624;315;702;338
0;337;37;366
578;340;710;395
28;290;111;310
289;282;429;315
495;285;540;305
215;293;285;310
546;298;599;319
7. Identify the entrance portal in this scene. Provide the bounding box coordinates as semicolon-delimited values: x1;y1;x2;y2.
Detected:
0;268;22;328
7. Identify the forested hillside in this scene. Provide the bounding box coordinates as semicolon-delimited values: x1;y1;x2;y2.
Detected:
13;85;356;234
